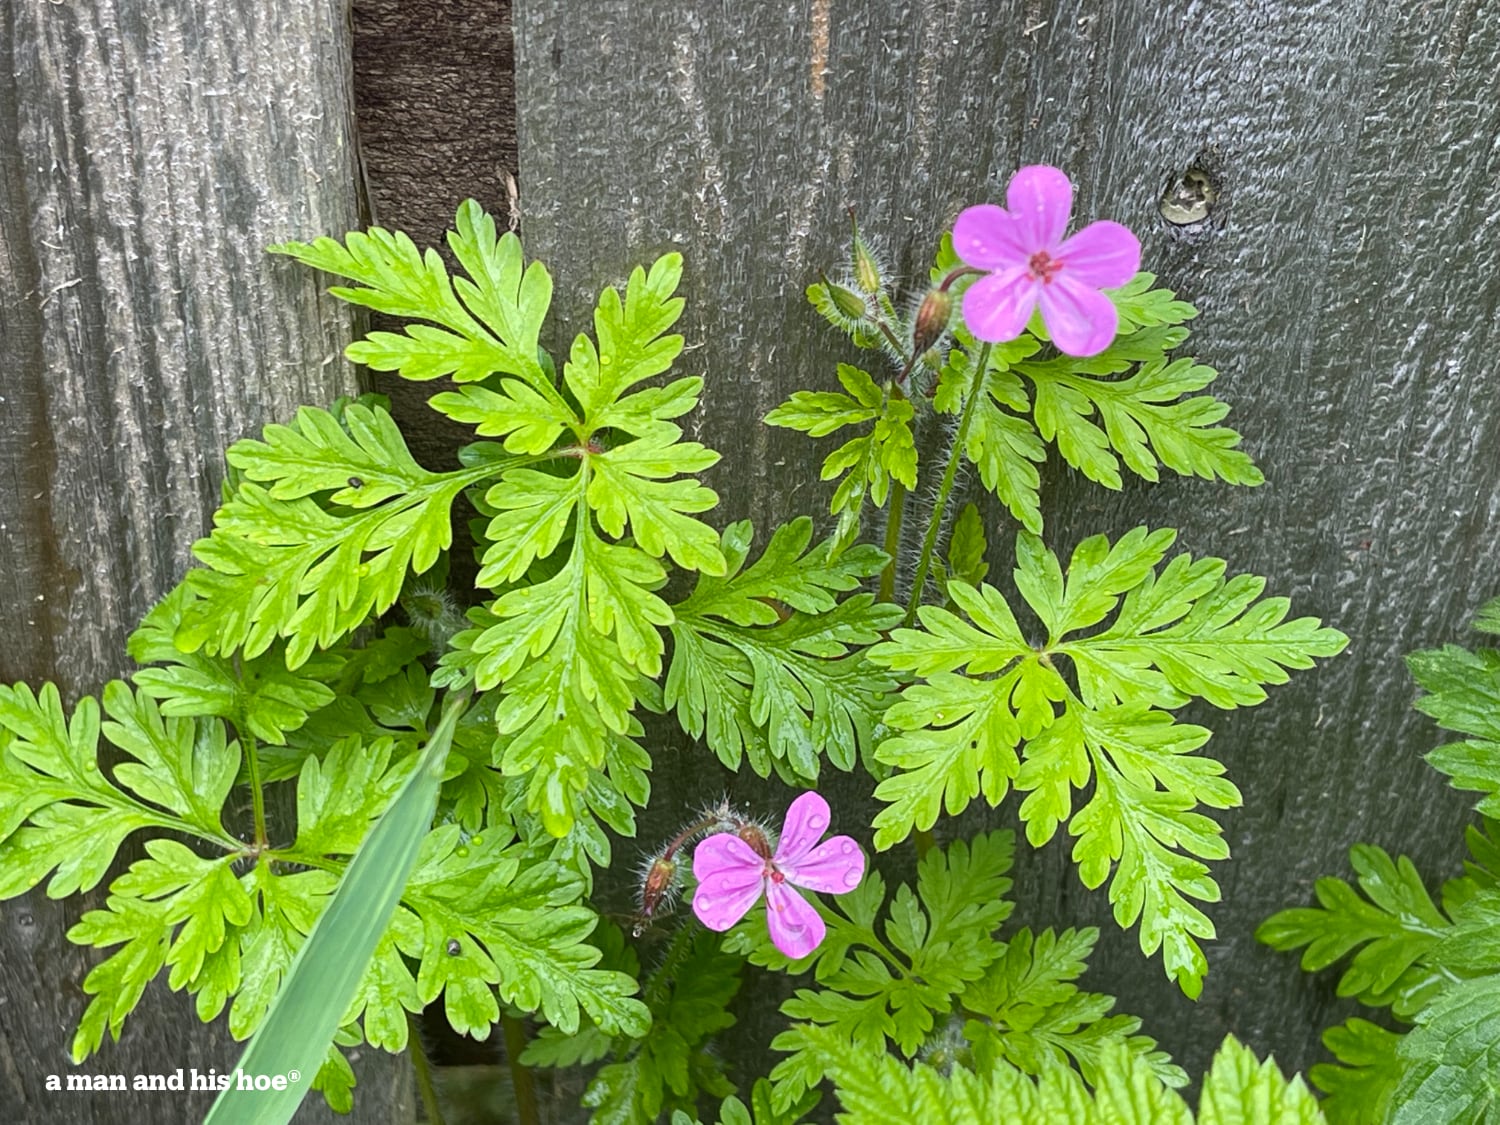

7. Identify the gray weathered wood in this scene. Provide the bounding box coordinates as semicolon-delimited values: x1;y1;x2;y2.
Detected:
0;1;411;1120
511;0;1500;1088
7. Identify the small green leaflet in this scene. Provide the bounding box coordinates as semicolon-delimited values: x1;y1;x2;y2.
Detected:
801;1026;1324;1124
0;681;240;901
765;364;916;546
869;528;1346;995
580;927;741;1125
178;402;494;668
271;199;558;393
962;926;1185;1090
1408;601;1500;813
1393;975;1500;1125
1256;844;1452;1017
665;518;899;780
1310;1018;1403;1125
724;832;1014;1113
129;586;341;746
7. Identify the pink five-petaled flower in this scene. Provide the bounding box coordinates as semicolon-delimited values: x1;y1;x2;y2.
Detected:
955;165;1141;357
691;792;865;960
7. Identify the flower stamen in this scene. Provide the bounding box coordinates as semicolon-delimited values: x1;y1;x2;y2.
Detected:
1028;249;1064;283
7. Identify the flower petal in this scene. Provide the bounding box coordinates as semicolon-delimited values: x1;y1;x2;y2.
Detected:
1056;220;1141;288
1037;275;1121;357
782;835;865;895
952;204;1027;270
775;791;832;866
691;834;765;931
961;269;1037;344
765;879;827;960
1006;165;1073;249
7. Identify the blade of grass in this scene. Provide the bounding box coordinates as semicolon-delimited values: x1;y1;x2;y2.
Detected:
204;689;471;1125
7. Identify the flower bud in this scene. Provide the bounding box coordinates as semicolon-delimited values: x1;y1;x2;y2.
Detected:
634;853;682;936
737;822;776;861
911;286;954;358
849;209;883;294
821;271;869;321
853;237;882;295
401;581;466;651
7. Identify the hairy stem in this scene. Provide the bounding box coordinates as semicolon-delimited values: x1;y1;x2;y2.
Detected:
407;1014;446;1125
879;481;906;603
877;382;911;602
502;1014;541;1125
904;343;991;626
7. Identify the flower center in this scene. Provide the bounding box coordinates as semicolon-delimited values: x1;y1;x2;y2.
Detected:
768;867;785;884
1028;250;1063;284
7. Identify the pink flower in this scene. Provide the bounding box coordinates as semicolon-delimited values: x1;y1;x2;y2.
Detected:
691;792;865;960
955;165;1141;357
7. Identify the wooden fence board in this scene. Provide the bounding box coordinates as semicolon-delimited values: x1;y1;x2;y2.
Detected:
512;0;1500;1084
0;0;410;1120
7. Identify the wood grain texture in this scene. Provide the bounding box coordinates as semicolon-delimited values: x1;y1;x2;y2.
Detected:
512;0;1500;1090
0;0;410;1121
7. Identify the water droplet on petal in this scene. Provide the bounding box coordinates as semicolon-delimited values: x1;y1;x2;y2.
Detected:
718;876;736;890
840;841;854;855
698;895;713;910
808;815;826;830
842;868;862;888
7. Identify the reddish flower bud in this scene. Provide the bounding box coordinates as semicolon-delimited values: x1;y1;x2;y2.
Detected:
634;853;682;936
911;286;955;358
737;822;776;861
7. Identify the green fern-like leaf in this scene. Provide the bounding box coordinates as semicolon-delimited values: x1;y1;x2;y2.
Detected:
870;528;1346;995
1255;844;1452;1017
724;832;1014;1113
666;518;899;780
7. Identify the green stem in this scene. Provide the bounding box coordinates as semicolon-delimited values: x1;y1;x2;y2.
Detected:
877;382;910;602
407;1014;446;1125
501;1014;541;1125
243;731;268;851
878;481;906;603
904;343;991;626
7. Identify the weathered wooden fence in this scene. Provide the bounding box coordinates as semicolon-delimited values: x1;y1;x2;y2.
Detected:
508;0;1500;1086
4;0;1500;1121
0;0;407;1121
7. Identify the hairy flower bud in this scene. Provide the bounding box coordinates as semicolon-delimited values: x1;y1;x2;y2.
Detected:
852;240;881;295
401;581;466;651
849;208;883;294
821;271;869;322
634;853;682;936
911;285;955;358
